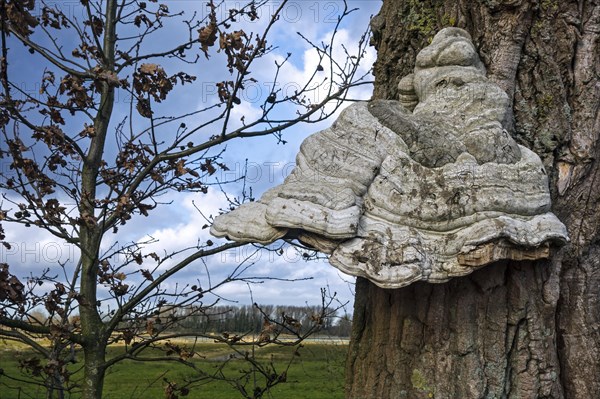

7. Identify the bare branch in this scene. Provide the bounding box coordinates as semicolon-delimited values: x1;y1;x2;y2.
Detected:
107;241;245;332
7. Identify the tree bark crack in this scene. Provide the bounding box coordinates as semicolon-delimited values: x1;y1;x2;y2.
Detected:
503;317;527;398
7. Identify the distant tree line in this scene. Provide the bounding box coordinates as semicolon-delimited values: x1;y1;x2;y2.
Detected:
160;304;352;337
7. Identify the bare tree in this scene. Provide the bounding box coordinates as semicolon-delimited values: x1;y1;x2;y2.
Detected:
0;1;370;398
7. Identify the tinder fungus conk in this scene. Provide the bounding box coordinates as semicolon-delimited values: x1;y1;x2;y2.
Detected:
211;28;569;289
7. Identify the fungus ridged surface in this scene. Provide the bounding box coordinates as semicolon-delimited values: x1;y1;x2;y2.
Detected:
210;28;569;289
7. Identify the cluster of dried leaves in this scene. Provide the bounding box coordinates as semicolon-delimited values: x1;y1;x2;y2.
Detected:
0;263;25;312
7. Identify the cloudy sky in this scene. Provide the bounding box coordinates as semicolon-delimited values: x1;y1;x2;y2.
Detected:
1;1;382;312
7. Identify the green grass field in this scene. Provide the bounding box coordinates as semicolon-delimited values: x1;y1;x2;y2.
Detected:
0;341;348;399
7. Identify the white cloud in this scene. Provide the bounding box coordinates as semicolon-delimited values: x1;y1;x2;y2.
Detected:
121;190;225;260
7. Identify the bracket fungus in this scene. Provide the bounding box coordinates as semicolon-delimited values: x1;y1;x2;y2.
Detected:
210;28;569;289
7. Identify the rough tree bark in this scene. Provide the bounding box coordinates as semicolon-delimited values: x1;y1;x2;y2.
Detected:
346;1;599;398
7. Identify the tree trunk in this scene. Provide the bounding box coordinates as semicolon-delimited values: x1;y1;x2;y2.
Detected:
79;2;116;398
347;1;600;398
82;342;107;399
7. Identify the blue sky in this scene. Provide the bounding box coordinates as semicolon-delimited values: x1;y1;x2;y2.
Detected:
1;1;382;311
